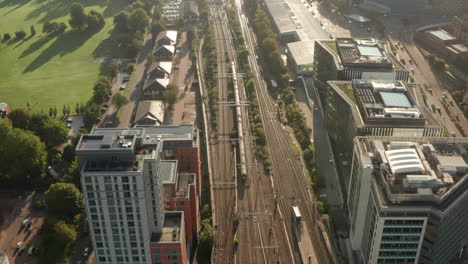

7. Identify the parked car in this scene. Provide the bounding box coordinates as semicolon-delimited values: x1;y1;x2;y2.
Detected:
28;247;34;256
21;219;30;227
17;242;23;249
83;247;90;257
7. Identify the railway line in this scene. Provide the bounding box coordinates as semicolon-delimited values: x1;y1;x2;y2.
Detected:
205;1;296;263
232;1;335;263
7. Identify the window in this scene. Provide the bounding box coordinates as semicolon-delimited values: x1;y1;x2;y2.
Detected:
84;177;92;183
96;242;103;247
132;256;139;262
122;177;129;183
99;257;106;262
86;185;93;191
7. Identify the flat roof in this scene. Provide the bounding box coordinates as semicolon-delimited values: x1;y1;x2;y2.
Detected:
356;137;468;206
267;3;291;20
428;29;456;41
161;160;178;183
77;125;195;151
357;45;383;57
152;212;183;243
287;40;315;66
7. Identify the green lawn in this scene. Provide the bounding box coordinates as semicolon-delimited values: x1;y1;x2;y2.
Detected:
0;0;128;112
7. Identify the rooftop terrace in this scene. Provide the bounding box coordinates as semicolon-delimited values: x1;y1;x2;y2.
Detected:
152;212;183;243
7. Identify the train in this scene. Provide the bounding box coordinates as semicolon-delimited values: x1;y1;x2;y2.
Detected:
231;62;248;180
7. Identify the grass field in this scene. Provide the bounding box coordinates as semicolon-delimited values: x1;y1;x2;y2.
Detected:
0;0;128;112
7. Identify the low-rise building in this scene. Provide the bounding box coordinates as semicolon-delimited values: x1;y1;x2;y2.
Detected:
156;31;178;46
154;45;175;61
324;80;443;162
313;38;409;85
162;163;198;252
150;211;188;264
263;0;301;42
143;78;170;99
348;136;468;264
286;40;315;75
148;62;173;79
135;100;165;126
415;29;468;62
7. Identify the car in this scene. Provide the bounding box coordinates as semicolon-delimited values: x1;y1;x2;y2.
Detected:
18;247;26;255
21;219;30;226
17;242;23;249
28;226;34;232
66;123;72;128
28;247;34;256
109;91;113;95
83;247;90;257
103;104;109;108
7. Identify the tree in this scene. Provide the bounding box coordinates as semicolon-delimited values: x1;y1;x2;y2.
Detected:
163;83;179;109
52;221;78;245
128;8;149;32
30;25;36;36
8;108;31;129
35;118;68;149
15;30;26;39
62;145;75;162
111;92;128;109
53;107;58;117
69;3;88;30
3;33;11;41
92;76;112;104
432;58;446;73
114;11;129;32
198;219;214;262
43;21;58;34
261;37;276;56
0;120;47;182
82;103;100;129
87;10;105;30
187;26;196;43
151;21;166;38
127;38;143;57
57;22;68;33
45;182;84;217
110;59;120;79
49;107;54;117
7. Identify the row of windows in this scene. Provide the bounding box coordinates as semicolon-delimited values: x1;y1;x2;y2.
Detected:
99;256;146;263
384;219;424;225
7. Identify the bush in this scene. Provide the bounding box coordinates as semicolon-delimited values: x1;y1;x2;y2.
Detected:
15;30;26;39
3;33;11;41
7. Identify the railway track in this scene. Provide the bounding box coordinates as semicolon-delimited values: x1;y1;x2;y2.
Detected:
206;2;295;263
231;1;335;263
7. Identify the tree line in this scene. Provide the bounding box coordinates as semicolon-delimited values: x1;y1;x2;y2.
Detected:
245;0;319;188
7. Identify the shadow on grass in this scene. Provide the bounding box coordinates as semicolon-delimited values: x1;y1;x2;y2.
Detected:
13;35;34;48
19;33;57;58
92;29;129;59
0;0;33;15
23;29;98;73
25;0;128;23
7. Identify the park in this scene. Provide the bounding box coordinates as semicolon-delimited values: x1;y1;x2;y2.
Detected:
0;0;128;112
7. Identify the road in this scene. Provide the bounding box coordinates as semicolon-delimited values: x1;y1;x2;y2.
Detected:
396;29;468;136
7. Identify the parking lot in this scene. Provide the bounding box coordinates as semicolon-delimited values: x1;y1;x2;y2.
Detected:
0;191;46;263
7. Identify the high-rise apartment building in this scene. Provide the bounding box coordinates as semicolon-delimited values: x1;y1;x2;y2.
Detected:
76;125;198;264
348;136;468;264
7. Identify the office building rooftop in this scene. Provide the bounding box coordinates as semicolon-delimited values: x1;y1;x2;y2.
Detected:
330;80;429;127
336;38;391;66
357;137;468;206
428;29;456;41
